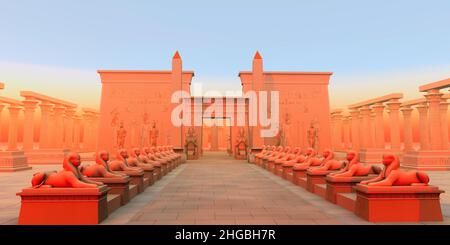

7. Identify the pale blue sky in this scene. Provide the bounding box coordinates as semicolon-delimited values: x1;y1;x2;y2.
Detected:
0;0;449;108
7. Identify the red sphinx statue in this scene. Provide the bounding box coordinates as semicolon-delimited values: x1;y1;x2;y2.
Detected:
328;151;381;178
307;149;345;174
31;152;104;188
360;154;429;186
80;150;126;178
109;149;142;171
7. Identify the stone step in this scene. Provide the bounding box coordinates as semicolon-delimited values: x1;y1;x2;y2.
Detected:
314;184;327;199
107;194;122;215
336;192;357;212
297;177;307;189
128;184;138;200
143;177;151;188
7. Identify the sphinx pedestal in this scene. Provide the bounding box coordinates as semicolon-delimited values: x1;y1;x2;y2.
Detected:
293;169;307;188
17;186;109;225
0;151;31;172
306;170;336;193
325;175;376;203
354;185;444;222
173;148;186;163
403;150;450;170
282;164;294;182
24;148;70;165
115;170;145;193
88;176;131;205
248;148;262;163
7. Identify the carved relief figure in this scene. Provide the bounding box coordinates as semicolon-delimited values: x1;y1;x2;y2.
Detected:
307;121;319;151
117;121;127;149
110;110;120;149
149;120;159;147
140;113;150;147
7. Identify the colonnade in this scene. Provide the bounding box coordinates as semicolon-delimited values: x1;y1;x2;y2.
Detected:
329;78;449;169
0;82;100;170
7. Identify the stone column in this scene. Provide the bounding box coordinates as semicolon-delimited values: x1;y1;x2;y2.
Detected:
440;99;449;150
73;114;82;150
83;112;92;151
329;113;336;149
372;103;385;149
53;105;66;149
369;111;376;148
416;103;429;150
349;109;360;150
334;112;343;150
0;104;4;133
92;113;99;151
7;105;22;151
38;101;53;149
22;99;39;151
342;116;350;149
401;106;414;151
64;108;76;149
424;90;443;150
360;106;371;148
48;111;56;148
386;99;401;150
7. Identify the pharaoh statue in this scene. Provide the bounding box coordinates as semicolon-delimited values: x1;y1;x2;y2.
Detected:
140;113;150;147
111;111;120;149
184;127;198;158
149;120;159;147
307;121;319;152
235;127;248;157
116;121;127;149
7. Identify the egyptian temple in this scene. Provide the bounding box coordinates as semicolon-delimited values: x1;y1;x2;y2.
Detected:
1;51;449;224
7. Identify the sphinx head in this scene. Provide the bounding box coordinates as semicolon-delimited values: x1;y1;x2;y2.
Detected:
293;147;300;154
306;147;314;156
322;148;332;158
132;147;141;157
346;150;357;162
117;149;128;161
285;146;291;153
67;152;81;167
382;154;396;166
96;150;109;163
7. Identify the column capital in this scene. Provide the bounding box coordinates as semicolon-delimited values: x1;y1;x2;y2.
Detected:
39;101;54;112
349;109;360;117
386;99;401;111
53;105;66;114
400;106;414;114
7;105;22;113
22;99;39;110
372;103;385;112
359;106;371;115
65;109;77;118
424;90;443;103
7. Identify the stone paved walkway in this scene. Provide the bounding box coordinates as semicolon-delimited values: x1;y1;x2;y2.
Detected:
105;152;369;225
1;151;450;225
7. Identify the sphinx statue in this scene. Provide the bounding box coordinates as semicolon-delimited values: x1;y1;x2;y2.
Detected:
80;151;126;178
109;149;142;171
307;149;345;174
31;152;103;188
292;147;320;171
360;154;430;186
329;151;381;178
127;147;155;172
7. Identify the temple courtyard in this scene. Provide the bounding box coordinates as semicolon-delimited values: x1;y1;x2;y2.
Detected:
1;151;450;225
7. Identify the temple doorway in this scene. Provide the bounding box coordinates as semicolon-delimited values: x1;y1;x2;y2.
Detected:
201;118;231;153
